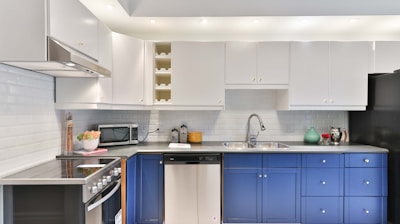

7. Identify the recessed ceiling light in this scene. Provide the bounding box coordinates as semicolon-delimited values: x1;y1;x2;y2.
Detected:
106;4;114;10
349;18;360;23
252;19;260;24
150;19;156;24
200;19;208;25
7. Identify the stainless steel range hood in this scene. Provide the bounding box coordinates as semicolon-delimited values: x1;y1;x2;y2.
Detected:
2;38;111;78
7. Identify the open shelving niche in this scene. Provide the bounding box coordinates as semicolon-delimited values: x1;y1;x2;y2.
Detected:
153;42;172;104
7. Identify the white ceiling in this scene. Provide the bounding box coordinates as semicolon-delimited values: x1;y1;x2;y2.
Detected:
80;0;400;41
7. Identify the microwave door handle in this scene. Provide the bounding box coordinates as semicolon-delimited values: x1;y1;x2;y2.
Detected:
87;180;121;212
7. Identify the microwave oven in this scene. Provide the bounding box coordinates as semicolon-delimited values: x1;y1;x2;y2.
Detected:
98;124;139;146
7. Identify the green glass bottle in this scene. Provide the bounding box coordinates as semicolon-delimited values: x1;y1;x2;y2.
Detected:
304;127;321;144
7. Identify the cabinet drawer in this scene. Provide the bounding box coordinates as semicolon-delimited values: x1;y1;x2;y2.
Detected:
345;168;387;196
224;154;260;169
344;197;387;224
264;154;301;167
301;197;343;224
302;154;344;167
345;153;387;167
302;168;344;196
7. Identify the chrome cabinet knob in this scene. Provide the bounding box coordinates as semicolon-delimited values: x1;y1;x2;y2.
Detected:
363;158;370;163
259;174;263;178
364;180;370;185
321;180;326;185
363;209;370;214
321;159;327;164
264;174;267;178
320;209;326;214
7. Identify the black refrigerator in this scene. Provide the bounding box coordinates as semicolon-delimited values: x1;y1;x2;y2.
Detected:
349;70;400;224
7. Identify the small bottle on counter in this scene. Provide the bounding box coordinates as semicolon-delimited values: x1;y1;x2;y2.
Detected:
179;124;188;143
171;128;179;143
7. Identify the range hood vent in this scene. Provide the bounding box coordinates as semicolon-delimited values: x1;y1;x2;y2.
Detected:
2;38;111;78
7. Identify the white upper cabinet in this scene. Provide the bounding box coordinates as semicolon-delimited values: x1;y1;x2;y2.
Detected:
225;41;289;89
112;33;145;105
0;0;47;61
171;42;225;107
374;41;400;73
289;42;330;106
286;41;370;110
49;0;98;59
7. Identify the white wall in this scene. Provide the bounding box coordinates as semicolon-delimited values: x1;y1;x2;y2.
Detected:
0;65;62;178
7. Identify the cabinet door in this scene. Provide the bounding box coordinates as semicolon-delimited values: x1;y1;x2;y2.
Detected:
126;156;137;224
225;42;257;84
223;168;262;223
263;168;300;223
136;155;164;224
330;42;369;106
49;0;98;59
112;32;145;105
374;41;400;73
171;42;224;105
0;0;46;61
290;42;330;105
257;42;290;85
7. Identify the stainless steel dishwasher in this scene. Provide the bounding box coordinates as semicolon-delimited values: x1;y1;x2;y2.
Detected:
164;153;221;224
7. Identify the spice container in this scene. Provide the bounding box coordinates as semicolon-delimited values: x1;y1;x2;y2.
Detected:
171;128;179;143
179;124;188;143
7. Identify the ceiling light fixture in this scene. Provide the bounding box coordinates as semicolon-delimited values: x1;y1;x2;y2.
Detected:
106;4;114;10
349;18;360;23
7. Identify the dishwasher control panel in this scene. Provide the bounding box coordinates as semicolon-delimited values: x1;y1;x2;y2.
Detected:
164;153;221;164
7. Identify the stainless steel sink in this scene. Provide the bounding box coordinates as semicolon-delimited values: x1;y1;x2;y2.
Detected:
222;141;289;150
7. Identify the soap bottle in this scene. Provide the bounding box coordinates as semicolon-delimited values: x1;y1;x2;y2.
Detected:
179;124;188;143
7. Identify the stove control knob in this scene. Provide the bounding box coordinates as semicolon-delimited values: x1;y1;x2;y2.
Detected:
113;168;119;176
97;181;103;190
117;167;122;173
91;186;98;194
106;176;112;182
102;177;108;186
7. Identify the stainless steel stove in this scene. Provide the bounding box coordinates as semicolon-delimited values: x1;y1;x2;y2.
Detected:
2;157;122;224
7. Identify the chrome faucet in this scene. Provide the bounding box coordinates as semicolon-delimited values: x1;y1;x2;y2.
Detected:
246;113;266;146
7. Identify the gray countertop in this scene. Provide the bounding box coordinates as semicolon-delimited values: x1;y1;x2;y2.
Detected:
0;141;388;185
66;141;389;158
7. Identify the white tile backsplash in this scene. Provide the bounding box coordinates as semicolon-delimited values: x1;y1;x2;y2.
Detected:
0;65;348;178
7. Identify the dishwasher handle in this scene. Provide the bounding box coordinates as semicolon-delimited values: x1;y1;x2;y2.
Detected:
164;153;221;164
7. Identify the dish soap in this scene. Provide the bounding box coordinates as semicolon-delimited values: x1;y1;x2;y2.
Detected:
304;127;320;144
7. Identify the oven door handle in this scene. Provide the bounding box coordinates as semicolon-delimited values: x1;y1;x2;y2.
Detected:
88;179;121;212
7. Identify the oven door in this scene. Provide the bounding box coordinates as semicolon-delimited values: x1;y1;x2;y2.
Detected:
85;179;122;224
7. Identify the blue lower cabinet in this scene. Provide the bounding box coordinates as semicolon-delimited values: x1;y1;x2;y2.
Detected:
301;197;344;224
344;197;387;224
127;154;164;224
223;168;261;223
223;153;301;223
